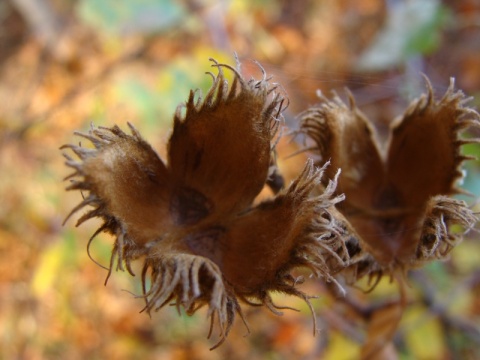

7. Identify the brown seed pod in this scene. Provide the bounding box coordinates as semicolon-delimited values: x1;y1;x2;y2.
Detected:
297;78;480;284
62;59;350;348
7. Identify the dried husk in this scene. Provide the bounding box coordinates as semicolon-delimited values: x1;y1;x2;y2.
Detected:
297;79;480;357
297;78;480;282
62;59;351;347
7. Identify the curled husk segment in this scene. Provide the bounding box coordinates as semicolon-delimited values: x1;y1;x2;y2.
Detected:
140;254;242;348
168;60;285;219
416;195;478;263
221;160;350;321
62;124;172;247
297;78;480;283
62;59;350;347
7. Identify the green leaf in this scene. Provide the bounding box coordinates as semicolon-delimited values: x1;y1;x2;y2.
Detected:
403;306;446;359
356;0;448;71
323;331;361;360
457;139;480;199
405;5;449;55
31;231;78;297
77;0;186;36
114;77;161;124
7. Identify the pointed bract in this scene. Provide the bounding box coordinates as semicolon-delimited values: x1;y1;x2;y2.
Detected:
63;124;172;247
168;60;286;219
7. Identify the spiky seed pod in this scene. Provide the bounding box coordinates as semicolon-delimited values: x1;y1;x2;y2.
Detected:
62;59;350;348
297;78;480;282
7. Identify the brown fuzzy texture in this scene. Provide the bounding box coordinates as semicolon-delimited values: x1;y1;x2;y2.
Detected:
297;78;480;282
62;59;350;348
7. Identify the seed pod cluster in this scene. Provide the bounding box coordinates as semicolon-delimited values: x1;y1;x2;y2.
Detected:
297;80;479;284
63;59;479;348
62;59;350;348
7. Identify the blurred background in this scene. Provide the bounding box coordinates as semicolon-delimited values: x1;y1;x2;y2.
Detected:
1;0;480;359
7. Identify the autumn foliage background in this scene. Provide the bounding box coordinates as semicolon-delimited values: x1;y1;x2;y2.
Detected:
2;0;480;359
